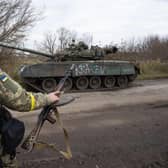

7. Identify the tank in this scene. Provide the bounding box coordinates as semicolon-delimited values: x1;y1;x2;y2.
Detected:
0;42;140;92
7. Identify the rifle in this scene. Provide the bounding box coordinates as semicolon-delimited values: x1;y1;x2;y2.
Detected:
21;64;75;159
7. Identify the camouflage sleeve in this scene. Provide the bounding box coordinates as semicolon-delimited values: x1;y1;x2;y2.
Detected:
0;69;51;112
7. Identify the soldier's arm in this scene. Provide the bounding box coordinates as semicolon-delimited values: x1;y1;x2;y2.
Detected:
0;69;59;112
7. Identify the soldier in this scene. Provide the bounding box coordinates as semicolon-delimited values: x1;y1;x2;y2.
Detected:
77;41;88;50
0;68;60;167
69;39;76;50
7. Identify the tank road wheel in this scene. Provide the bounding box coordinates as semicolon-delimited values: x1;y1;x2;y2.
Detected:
89;76;101;89
42;78;57;93
117;76;128;88
76;77;89;90
63;78;73;91
103;76;116;88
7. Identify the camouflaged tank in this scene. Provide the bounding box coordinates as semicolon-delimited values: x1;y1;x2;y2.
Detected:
0;42;140;92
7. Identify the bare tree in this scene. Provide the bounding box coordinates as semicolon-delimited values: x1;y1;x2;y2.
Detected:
36;32;62;61
57;27;71;50
0;0;38;44
57;27;79;50
69;30;78;42
80;33;93;48
0;0;39;74
40;32;57;55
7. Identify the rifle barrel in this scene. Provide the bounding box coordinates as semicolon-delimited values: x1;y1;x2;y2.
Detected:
56;64;75;91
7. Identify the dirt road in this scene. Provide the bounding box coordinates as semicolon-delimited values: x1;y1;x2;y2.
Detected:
16;79;168;168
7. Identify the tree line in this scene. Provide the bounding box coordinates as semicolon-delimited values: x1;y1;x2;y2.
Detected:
115;36;168;62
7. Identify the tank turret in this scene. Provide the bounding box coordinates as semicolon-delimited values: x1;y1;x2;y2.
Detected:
57;41;118;61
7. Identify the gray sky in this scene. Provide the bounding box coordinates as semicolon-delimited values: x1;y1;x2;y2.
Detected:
27;0;168;46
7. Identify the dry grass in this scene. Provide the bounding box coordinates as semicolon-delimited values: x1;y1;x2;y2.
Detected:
138;59;168;80
0;55;44;81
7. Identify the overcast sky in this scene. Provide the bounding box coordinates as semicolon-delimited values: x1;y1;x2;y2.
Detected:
26;0;168;47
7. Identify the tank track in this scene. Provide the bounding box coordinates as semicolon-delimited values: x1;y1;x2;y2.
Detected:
22;75;138;93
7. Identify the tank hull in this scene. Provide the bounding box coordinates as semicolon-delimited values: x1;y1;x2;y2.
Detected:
19;60;139;92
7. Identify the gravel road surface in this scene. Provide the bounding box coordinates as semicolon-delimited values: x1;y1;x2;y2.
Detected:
13;79;168;168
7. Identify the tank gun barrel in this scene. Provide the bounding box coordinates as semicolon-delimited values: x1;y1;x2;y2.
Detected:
0;42;53;58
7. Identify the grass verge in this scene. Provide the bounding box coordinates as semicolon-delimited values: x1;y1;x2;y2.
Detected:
138;60;168;80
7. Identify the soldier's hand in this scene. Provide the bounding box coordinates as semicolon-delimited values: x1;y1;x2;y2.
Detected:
47;91;61;103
